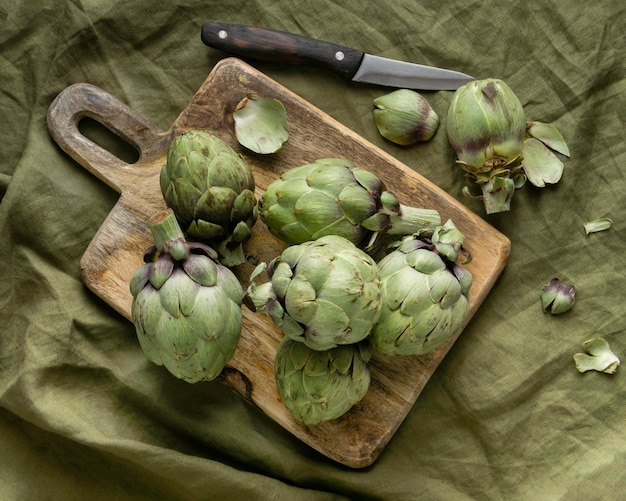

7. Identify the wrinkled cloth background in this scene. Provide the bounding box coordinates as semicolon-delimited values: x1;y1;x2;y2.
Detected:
1;1;625;499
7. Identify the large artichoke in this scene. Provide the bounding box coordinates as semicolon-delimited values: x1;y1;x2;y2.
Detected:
446;79;526;214
247;235;381;351
160;130;257;266
130;209;244;383
258;158;441;253
275;338;372;425
370;220;473;356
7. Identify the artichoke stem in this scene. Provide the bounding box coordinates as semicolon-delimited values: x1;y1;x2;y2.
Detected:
480;177;516;214
149;209;186;255
388;205;441;236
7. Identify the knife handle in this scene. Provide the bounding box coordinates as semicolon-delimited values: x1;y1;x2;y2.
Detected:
201;22;364;80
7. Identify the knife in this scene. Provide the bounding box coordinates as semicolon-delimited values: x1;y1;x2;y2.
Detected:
201;22;474;91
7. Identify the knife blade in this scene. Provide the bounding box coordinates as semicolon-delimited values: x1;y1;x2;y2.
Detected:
201;22;474;91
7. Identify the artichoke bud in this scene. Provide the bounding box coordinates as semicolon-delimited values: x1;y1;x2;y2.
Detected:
275;338;372;425
370;223;473;357
373;89;440;145
259;159;440;253
431;219;472;264
130;209;244;383
246;235;382;351
446;78;526;214
160;130;257;267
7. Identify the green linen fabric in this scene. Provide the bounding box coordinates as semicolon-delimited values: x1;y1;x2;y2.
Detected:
1;1;624;499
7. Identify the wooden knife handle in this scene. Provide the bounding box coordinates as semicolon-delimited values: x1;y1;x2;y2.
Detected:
201;22;364;80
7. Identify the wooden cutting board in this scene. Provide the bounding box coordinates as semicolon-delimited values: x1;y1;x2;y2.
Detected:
47;58;510;468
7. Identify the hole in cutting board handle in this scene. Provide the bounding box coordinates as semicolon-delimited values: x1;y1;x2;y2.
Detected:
78;117;140;165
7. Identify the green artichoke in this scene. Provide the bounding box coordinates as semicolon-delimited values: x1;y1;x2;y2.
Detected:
259;158;441;253
373;89;440;145
247;235;381;351
446;79;526;214
130;209;244;383
370;220;472;356
160;130;257;267
275;338;371;425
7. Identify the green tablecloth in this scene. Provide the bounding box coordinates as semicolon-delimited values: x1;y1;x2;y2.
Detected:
1;1;624;499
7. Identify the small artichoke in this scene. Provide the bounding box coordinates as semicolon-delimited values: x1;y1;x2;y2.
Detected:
275;338;372;425
373;89;439;145
130;209;244;383
446;78;526;214
370;220;473;356
160;130;257;266
259;158;441;253
247;235;381;351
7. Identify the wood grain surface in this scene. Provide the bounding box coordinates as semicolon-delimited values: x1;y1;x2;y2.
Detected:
47;58;510;468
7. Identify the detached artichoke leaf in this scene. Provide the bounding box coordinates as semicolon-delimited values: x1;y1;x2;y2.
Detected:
584;218;612;235
233;93;289;154
541;278;575;314
522;138;564;187
573;338;620;374
527;121;570;157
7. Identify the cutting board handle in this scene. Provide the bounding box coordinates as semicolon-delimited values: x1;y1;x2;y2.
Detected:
47;83;167;192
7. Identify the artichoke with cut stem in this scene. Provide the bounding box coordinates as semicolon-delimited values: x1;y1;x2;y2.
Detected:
446;78;527;214
275;338;372;425
160;130;257;267
447;79;570;214
259;158;441;253
247;234;381;351
130;209;244;383
370;219;473;356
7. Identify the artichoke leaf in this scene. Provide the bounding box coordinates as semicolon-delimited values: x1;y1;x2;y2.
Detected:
283;274;318;325
233;94;289;154
330;346;355;375
337;183;378;224
522;138;564;187
527;121;570;157
130;263;151;297
183;254;218;287
427;271;463;308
